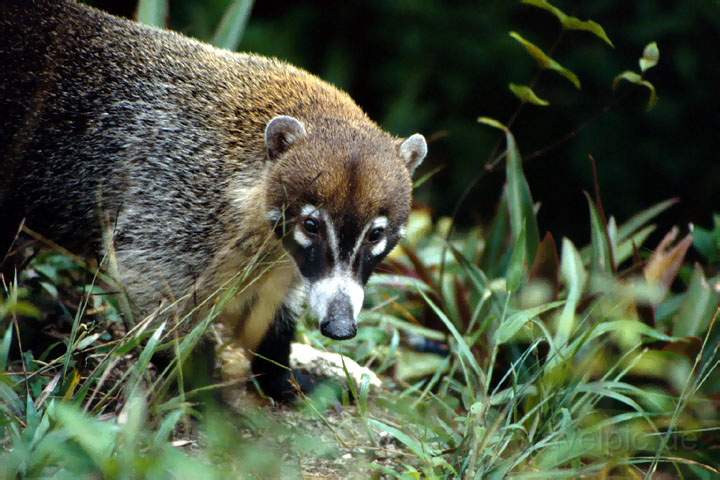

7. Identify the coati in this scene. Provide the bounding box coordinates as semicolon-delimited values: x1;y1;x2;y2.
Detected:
0;0;427;400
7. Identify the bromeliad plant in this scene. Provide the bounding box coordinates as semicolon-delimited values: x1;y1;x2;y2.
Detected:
343;119;719;478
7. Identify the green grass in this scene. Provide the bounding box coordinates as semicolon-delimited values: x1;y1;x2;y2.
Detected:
1;125;718;479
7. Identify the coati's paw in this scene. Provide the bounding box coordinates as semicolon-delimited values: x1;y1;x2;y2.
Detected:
289;343;382;389
255;368;319;402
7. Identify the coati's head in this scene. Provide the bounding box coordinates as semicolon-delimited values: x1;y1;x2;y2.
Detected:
264;115;427;340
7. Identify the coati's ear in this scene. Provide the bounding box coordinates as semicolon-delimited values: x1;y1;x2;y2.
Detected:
265;115;307;160
398;134;427;175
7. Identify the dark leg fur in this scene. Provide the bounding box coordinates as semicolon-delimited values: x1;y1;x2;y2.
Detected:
251;305;317;402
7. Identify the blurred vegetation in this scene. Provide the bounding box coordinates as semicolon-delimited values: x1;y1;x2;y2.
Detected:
2;0;719;478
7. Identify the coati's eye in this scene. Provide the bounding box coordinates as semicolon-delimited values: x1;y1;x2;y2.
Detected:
367;226;385;244
302;217;321;236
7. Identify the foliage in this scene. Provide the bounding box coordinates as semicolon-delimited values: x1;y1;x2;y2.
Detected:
1;1;718;478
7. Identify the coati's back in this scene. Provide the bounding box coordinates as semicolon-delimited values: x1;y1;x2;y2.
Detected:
0;0;373;256
1;0;226;253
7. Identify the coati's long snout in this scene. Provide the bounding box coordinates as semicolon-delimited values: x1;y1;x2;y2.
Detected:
309;274;364;340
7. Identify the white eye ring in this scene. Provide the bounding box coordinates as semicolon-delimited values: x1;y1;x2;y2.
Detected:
370;236;388;256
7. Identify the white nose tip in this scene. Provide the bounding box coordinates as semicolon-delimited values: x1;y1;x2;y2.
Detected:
308;274;364;324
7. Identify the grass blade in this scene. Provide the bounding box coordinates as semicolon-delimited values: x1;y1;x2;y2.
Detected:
585;192;613;273
509;31;581;89
478;117;540;266
212;0;254;51
555;238;586;345
135;0;168;28
494;301;564;345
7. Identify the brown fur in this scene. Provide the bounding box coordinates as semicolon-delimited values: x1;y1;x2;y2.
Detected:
0;0;425;398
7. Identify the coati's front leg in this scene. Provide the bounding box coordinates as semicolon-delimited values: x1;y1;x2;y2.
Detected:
250;304;383;402
251;304;317;401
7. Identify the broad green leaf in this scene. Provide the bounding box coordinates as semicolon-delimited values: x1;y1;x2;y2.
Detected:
693;221;720;263
639;41;660;72
588;319;676;343
522;0;614;47
576;382;648;413
479;117;540;265
509;83;549;106
607;216;618;264
561;17;614;48
0;381;23;416
692;213;720;263
505;129;540;266
509;32;581;89
506;222;528;292
75;333;102;351
584;192;613;273
16;302;41;318
135;0;168;28
368;419;438;462
494;301;564;345
613;71;657;111
212;0;254;51
117;394;146;466
673;264;719;337
52;403;118;469
534;437;593;470
617;198;677;242
477;116;507;131
480;192;510;278
556;238;586;344
580;198;675;264
126;321;166;396
614;224;655;265
395;350;449;382
153;410;184;446
0;326;12;372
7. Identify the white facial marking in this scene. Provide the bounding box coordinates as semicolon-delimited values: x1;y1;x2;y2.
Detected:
371;237;387;256
293;226;312;248
322;211;340;264
299;212;390;325
350;216;389;262
266;208;281;224
308;274;364;323
301;204;320;219
293;204;320;248
373;216;389;230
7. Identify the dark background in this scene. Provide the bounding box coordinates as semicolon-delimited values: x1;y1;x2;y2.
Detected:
89;0;720;245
